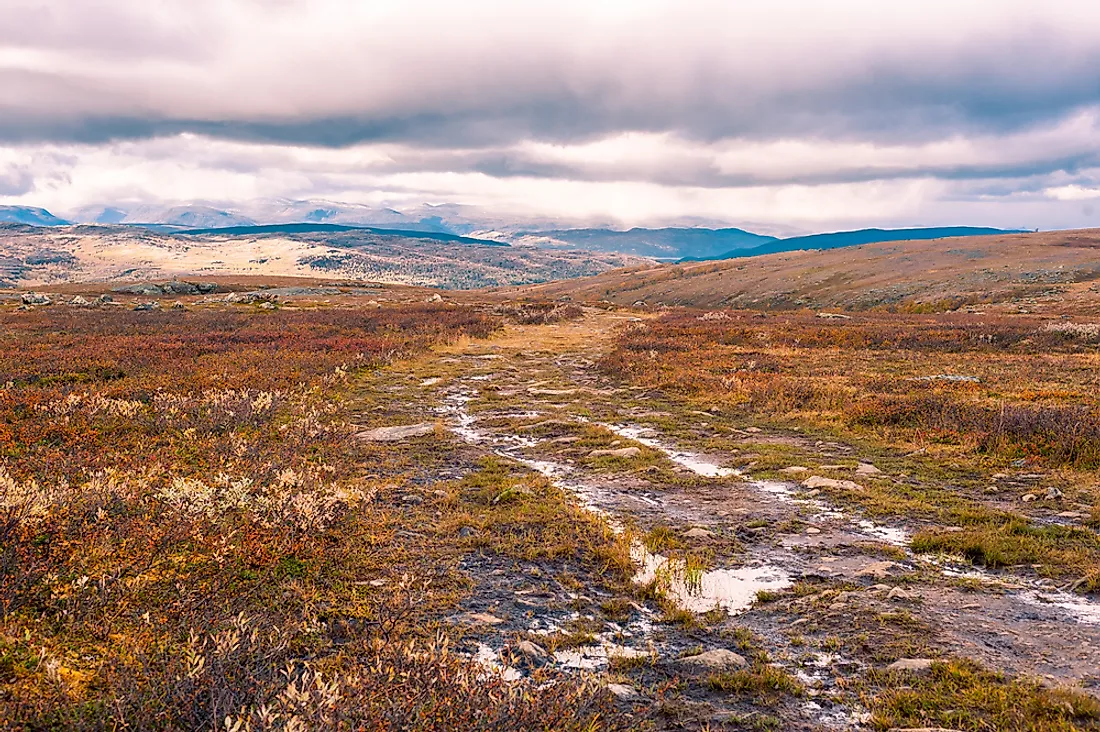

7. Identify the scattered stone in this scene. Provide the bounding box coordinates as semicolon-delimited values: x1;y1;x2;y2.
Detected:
780;466;809;474
856;462;882;475
69;295;91;307
886;658;935;674
806;489;822;498
589;447;642;459
606;683;639;701
427;293;444;303
259;301;277;310
805;527;822;535
683;527;714;540
454;612;506;627
21;292;51;305
1045;486;1064;500
515;640;550;666
95;294;114;304
857;561;899;579
457;526;476;538
803;476;865;492
818;464;848;471
887;587;914;601
399;494;423;505
357;423;437;442
745;426;762;433
171;301;186;310
1021;493;1038;503
816;312;852;320
678;649;748;671
133;301;161;311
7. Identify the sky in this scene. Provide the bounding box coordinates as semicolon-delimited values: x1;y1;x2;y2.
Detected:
2;0;1100;233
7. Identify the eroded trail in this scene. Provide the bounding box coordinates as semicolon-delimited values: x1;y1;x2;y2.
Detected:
393;308;1100;729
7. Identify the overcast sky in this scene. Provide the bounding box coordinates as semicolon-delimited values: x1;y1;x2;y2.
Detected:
2;0;1100;232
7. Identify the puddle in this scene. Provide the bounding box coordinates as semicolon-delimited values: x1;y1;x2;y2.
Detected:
474;643;523;681
602;424;737;478
555;644;651;670
632;544;792;614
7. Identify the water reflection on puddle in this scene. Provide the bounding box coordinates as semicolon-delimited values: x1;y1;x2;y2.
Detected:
632;543;792;613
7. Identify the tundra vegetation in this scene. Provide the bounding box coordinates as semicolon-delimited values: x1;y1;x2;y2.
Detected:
2;286;1100;731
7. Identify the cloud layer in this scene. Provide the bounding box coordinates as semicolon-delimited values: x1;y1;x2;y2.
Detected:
2;0;1100;230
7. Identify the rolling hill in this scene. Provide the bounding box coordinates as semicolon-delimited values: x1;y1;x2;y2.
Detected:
682;226;1026;261
515;228;1100;313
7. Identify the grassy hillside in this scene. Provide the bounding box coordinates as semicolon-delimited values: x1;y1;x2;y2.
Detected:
517;228;1100;313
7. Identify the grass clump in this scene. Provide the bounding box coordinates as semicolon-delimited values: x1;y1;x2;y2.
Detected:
865;658;1100;731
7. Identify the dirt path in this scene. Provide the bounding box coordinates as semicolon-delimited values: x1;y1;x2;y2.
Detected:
391;308;1100;729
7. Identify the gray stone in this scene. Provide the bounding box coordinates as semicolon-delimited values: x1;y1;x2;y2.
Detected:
803;476;865;492
886;658;935;674
678;649;748;671
515;640;549;664
454;612;506;627
856;463;882;475
20;292;51;305
606;683;639;701
589;447;642;459
683;527;714;540
358;423;437;442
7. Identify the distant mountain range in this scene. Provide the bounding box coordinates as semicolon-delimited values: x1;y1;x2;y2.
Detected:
0;202;1027;261
0;206;71;226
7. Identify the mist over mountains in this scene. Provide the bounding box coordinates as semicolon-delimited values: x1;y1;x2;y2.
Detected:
0;201;1026;262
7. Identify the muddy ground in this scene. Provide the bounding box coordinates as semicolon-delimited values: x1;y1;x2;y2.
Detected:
354;308;1100;730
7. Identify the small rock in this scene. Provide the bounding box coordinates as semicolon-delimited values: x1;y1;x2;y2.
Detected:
802;476;865;492
1021;493;1038;503
780;466;810;474
887;587;914;601
358;423;437;442
857;561;898;579
454;612;506;627
1045;487;1064;500
259;301;277;310
399;494;423;505
171;301;186;310
683;527;714;540
679;649;748;671
856;463;882;475
606;683;639;701
805;527;822;535
806;489;822;498
427;293;444;303
515;640;550;665
133;301;161;311
745;427;762;434
69;295;91;307
886;658;935;674
21;292;51;305
589;447;642;459
457;526;475;538
95;294;114;304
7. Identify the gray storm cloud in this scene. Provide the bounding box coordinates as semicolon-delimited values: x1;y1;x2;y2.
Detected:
2;0;1100;146
1;0;1099;229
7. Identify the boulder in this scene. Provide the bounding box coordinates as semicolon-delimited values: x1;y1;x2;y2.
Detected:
678;649;748;671
69;295;91;307
20;292;51;305
358;423;437;442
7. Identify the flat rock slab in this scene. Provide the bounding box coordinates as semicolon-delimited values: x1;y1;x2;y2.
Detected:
589;447;643;459
358;423;437;442
803;475;865;492
678;649;748;671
